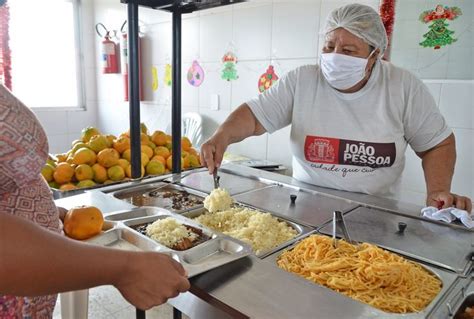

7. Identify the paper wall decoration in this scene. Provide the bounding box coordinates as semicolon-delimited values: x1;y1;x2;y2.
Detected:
187;60;204;87
419;5;462;49
164;63;172;86
258;65;278;93
152;66;158;91
221;51;238;81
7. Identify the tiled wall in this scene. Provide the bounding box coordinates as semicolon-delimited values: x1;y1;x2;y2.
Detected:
38;0;472;206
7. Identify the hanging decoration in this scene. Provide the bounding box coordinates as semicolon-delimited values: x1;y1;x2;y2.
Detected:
419;5;462;50
164;63;172;86
152;66;158;91
221;51;238;81
379;0;396;61
257;65;278;93
187;60;204;87
0;0;12;89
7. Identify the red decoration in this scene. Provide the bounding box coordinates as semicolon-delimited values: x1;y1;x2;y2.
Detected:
379;0;396;61
258;65;278;93
0;1;11;89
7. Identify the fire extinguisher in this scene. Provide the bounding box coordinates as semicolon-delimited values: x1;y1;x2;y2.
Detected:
121;21;143;101
95;23;119;74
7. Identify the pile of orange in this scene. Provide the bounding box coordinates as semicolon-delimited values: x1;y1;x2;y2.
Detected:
42;124;201;191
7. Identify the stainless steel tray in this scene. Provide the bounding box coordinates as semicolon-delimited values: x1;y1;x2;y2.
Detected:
110;183;206;213
429;276;474;319
233;184;359;228
179;169;271;195
318;206;473;275
264;233;458;319
182;204;314;258
90;207;252;278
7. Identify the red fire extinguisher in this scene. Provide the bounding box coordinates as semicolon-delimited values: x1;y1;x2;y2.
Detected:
96;23;119;74
121;21;143;101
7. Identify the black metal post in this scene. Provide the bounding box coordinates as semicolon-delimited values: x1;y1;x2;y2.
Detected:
171;10;182;174
173;307;183;319
128;0;142;178
136;309;146;319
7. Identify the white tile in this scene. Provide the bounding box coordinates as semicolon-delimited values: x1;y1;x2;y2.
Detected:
198;62;232;111
227;133;268;160
423;82;442;107
199;108;231;142
67;107;98;135
390;49;419;75
416;48;449;79
232;4;272;60
199;10;233;62
446;47;474;80
451;128;474;200
267;125;293;168
272;1;320;59
47;134;71;154
33;110;69;136
230;60;267;109
182;18;200;63
84;67;98;103
392;20;424;50
439;83;474;129
394;0;423;22
148;23;172;65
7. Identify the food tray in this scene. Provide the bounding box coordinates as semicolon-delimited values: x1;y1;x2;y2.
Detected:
104;207;169;221
429;276;474;319
89;208;252;278
318;206;473;275
110;183;206;213
263;232;458;319
182;204;314;258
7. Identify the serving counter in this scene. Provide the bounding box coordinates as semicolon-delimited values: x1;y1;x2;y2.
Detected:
56;164;473;319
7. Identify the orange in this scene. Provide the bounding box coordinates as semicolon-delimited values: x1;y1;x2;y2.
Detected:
88;135;111;153
81;127;101;143
41;164;55;182
107;165;125;181
141;152;150;167
188;148;199;157
64;205;104;240
113;136;130;154
151;155;166;166
181;136;192;151
117;158;129;170
188;154;200;168
141;144;154;159
182;155;190;169
122;149;132;162
166;155;184;171
140;133;150;145
75;164;94;181
71;139;83;147
151;131;167;146
53;163;75;185
76;179;96;188
71;142;88;155
59;183;77;191
72;148;97;166
56;153;68;163
154;146;170;159
125;164;145;178
97;148;120;168
146;160;166;176
106;134;116;146
92;163;107;183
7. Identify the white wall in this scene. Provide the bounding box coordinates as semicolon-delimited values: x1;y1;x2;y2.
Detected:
88;0;472;206
32;0;98;154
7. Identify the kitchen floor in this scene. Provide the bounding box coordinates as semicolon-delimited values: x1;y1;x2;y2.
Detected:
52;285;189;319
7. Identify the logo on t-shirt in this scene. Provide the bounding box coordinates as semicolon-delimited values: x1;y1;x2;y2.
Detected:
304;135;396;168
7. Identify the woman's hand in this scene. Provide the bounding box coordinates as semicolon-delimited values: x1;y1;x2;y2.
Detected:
115;252;190;310
426;191;472;212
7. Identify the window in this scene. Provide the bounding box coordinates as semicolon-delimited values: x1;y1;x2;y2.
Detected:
9;0;83;108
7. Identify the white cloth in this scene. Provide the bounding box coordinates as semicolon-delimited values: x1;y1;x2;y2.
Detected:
247;61;451;197
421;206;474;228
323;4;388;55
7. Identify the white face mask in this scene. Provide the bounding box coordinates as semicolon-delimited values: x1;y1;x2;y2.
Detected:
320;53;369;90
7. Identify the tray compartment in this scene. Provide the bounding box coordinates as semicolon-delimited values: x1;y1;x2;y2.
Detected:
111;183;206;213
181;237;247;265
104;207;167;221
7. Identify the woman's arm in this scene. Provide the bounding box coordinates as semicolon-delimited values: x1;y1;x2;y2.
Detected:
416;133;472;212
0;212;190;310
200;103;266;173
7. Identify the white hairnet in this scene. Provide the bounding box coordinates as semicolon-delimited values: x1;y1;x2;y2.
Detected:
323;4;388;55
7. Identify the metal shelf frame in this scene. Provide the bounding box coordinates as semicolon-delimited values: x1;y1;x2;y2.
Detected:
120;1;246;317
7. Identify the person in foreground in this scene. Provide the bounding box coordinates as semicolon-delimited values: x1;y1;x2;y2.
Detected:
0;83;190;317
200;4;472;212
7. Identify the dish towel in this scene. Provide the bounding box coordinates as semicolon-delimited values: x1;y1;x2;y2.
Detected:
421;206;474;229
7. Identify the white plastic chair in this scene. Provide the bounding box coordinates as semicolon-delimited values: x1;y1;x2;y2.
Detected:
166;112;203;148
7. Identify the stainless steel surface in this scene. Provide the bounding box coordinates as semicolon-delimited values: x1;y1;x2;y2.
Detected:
333;210;355;247
319;206;473;275
110;183;206;213
182;205;314;258
233;184;359;228
179;168;270;195
104;207;169;221
429;276;473;318
90;207;252;278
264;235;458;319
55;191;135;214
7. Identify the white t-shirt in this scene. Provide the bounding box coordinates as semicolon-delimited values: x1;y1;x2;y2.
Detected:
247;61;451;197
